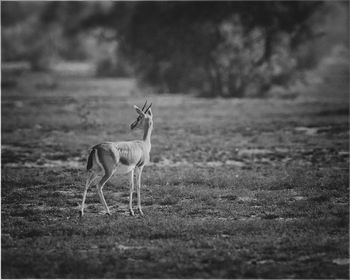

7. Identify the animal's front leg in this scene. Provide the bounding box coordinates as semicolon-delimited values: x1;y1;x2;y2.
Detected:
129;169;135;216
136;167;144;216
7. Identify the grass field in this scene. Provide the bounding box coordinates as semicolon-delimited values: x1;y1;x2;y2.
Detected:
1;61;349;278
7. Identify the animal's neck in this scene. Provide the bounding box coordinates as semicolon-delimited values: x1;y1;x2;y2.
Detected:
143;123;153;147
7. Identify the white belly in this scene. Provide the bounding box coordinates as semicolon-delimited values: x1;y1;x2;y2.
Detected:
114;163;135;174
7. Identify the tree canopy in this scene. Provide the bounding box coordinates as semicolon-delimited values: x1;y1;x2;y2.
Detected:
3;1;345;97
78;1;323;96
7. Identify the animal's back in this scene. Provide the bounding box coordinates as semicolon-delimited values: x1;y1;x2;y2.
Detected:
114;141;148;167
87;141;148;174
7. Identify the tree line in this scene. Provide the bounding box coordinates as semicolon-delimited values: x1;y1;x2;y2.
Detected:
3;1;345;97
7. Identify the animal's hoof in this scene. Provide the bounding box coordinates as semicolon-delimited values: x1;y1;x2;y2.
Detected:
79;211;84;218
129;210;135;216
106;212;111;216
138;209;144;216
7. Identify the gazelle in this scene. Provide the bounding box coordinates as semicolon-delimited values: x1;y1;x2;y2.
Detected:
80;101;153;217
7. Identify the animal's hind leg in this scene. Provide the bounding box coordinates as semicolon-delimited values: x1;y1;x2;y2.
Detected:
80;172;98;217
96;170;115;215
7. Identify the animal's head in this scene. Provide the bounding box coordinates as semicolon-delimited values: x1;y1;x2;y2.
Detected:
130;101;153;130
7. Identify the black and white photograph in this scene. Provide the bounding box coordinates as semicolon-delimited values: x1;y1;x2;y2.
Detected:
1;1;349;278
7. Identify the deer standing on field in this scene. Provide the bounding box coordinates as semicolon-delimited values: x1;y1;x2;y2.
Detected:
80;101;153;217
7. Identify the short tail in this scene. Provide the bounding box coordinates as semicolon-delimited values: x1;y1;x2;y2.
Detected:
86;149;95;171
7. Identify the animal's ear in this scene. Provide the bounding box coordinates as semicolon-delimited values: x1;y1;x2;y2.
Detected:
147;108;152;116
134;105;145;116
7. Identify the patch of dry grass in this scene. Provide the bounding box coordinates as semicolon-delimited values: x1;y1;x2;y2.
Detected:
1;71;349;278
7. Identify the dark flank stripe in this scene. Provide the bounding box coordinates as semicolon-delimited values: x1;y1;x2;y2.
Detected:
119;157;129;166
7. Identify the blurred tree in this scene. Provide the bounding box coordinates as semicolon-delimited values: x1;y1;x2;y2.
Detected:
1;2;110;69
2;1;330;96
1;2;48;68
78;1;323;97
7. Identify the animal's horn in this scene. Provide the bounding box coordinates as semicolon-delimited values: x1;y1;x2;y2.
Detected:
141;100;147;111
144;103;152;113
